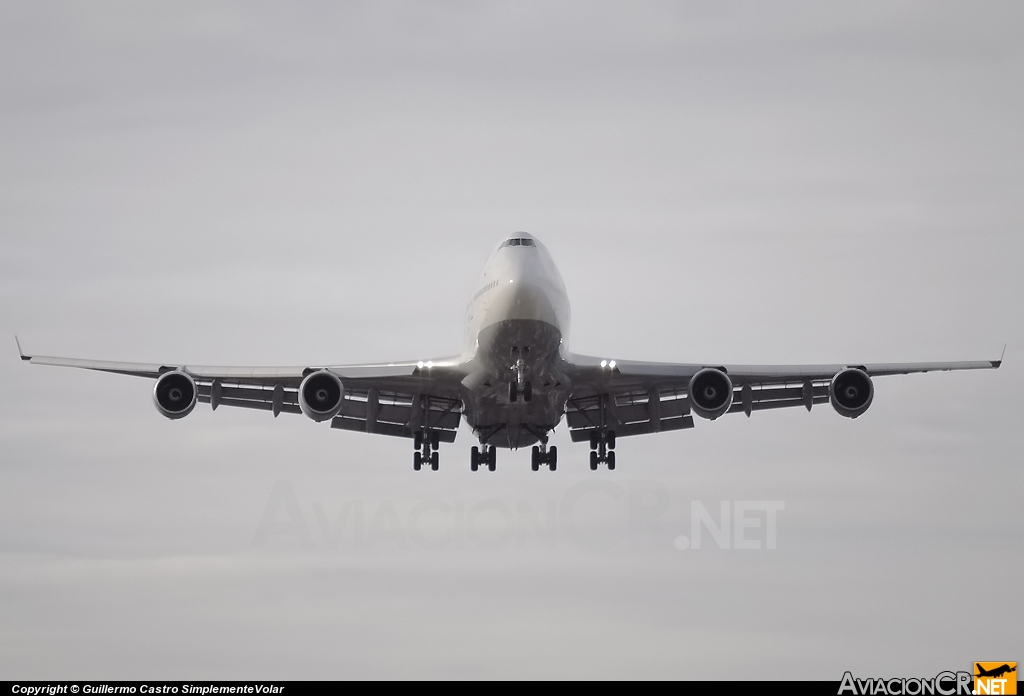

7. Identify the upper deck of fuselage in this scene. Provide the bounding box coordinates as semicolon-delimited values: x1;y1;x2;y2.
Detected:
464;233;571;351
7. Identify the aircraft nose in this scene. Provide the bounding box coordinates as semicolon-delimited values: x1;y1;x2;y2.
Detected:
486;276;558;325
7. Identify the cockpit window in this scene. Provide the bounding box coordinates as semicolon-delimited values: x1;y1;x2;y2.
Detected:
500;237;536;248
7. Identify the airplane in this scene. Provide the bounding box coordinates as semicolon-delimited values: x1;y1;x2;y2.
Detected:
975;664;1016;679
19;232;1003;472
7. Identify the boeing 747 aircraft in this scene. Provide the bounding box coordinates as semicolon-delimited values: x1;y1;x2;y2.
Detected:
20;233;1002;472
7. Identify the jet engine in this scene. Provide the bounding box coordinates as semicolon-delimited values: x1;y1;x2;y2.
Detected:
829;368;874;418
689;368;734;420
299;370;345;422
153;370;197;420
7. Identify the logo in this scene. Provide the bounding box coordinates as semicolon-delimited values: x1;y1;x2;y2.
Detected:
839;671;972;695
974;663;1017;695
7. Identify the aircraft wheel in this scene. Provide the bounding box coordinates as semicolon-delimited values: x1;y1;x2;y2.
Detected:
549;446;557;468
414;451;422;471
607;431;616;449
430;452;439;471
430;432;439;450
589;432;599;450
607;451;616;471
590;451;598;471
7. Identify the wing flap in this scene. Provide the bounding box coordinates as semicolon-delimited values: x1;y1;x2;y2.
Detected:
332;391;462;440
330;417;457;442
568;415;694;442
196;395;303;416
565;387;693;441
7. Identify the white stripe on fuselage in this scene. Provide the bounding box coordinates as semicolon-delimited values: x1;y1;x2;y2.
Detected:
464;234;571;353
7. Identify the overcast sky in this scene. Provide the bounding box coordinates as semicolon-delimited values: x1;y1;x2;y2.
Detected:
1;1;1021;680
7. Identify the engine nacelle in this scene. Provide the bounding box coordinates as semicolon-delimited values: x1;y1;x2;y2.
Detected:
153;370;197;420
299;370;345;422
689;368;734;420
830;368;874;418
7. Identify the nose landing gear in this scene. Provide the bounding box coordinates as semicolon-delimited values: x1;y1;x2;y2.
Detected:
508;348;533;402
508;380;533;403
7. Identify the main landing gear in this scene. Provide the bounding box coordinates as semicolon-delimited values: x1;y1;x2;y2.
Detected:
531;441;557;471
589;430;616;471
413;430;439;471
470;445;497;472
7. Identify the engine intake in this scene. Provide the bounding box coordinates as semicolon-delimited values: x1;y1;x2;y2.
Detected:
689;368;733;420
830;368;873;418
299;370;344;422
153;370;197;420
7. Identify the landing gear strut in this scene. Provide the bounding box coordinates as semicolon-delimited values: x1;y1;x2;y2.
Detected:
413;430;440;471
470;445;497;472
588;429;616;470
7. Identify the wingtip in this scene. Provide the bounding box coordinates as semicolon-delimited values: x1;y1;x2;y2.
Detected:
993;344;1006;369
15;335;30;361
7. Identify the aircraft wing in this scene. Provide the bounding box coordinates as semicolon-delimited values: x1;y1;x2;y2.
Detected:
561;351;1003;443
18;342;471;443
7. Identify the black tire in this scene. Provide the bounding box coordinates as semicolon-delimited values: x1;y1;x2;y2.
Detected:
549;459;556;472
413;451;422;471
523;381;532;402
430;431;439;450
430;452;439;471
471;446;479;471
607;431;616;449
607;451;616;471
414;432;423;450
488;460;496;472
549;446;557;466
590;451;598;471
